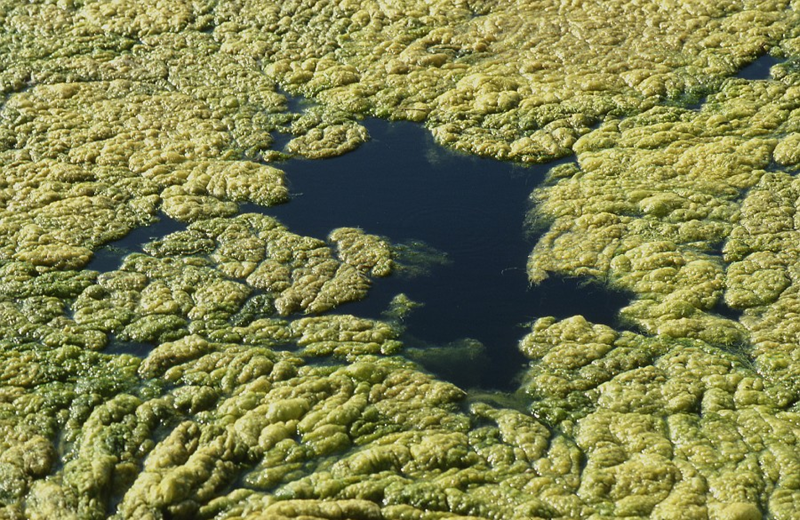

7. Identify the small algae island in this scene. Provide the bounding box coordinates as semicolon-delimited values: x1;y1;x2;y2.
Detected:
3;1;800;519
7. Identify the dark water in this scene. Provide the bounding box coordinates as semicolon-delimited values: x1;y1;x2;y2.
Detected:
104;336;153;357
258;119;631;390
83;119;632;390
713;300;744;322
86;214;187;273
736;53;783;80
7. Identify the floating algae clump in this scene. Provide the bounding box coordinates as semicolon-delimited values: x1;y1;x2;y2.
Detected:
525;71;800;405
140;214;397;316
284;106;370;159
215;0;797;162
3;0;800;519
519;315;800;519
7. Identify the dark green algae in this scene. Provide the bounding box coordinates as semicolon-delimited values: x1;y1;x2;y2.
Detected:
2;0;800;519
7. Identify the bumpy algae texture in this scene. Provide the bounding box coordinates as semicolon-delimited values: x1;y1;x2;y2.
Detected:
521;33;800;520
3;0;800;519
218;0;797;162
525;69;800;399
521;316;800;518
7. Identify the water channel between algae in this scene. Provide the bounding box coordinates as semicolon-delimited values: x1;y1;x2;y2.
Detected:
3;1;800;519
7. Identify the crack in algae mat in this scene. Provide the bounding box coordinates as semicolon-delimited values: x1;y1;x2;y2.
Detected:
4;1;800;519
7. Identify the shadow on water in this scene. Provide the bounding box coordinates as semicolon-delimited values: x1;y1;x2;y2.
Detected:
705;248;744;322
255;118;631;391
712;299;744;322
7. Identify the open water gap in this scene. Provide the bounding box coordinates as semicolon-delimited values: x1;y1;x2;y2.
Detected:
258;118;631;390
86;55;789;391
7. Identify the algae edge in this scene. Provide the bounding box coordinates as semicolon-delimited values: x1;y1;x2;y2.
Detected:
1;1;800;519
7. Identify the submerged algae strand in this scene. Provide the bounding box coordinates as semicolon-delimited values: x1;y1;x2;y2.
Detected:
0;0;800;519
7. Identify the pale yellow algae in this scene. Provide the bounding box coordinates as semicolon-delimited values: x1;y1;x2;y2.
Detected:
218;0;796;161
519;315;800;519
1;0;800;519
525;71;800;402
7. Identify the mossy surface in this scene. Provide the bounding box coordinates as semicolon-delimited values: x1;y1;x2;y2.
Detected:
1;1;800;519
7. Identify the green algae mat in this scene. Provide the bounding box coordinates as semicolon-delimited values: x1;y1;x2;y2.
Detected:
2;1;800;519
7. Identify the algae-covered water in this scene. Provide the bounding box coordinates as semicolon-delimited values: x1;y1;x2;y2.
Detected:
4;1;800;519
92;116;631;389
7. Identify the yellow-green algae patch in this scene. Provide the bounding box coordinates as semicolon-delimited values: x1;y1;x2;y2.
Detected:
2;0;794;162
519;38;800;519
0;76;290;270
525;70;800;406
215;0;798;162
519;315;800;519
2;0;800;519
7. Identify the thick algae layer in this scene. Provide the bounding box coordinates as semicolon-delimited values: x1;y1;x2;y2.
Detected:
521;316;800;518
525;69;800;401
2;0;800;519
521;37;800;520
211;0;800;162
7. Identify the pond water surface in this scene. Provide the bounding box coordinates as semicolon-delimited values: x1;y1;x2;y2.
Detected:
89;118;633;391
261;119;631;390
